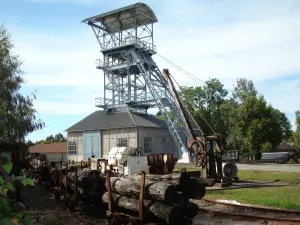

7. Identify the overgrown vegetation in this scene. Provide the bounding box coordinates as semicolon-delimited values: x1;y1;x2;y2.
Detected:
157;78;296;158
0;152;34;224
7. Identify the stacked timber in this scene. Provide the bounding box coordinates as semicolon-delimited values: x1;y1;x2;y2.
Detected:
122;172;206;200
66;168;106;204
102;172;204;225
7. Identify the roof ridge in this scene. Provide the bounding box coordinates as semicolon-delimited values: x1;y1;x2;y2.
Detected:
128;111;137;126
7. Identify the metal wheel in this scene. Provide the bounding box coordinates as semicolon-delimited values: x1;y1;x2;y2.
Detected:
189;140;206;167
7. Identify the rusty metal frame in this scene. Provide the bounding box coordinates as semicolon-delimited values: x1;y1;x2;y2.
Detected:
105;170;146;224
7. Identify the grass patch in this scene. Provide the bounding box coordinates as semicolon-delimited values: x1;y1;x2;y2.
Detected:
205;186;300;210
174;167;300;184
238;170;300;184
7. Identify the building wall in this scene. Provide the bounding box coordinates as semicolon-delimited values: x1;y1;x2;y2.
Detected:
67;132;83;162
67;127;176;161
101;128;137;159
46;153;67;161
83;130;101;161
138;127;176;155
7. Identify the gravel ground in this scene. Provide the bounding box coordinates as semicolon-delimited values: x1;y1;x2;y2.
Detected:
21;184;108;225
20;183;290;225
192;199;300;219
193;213;265;225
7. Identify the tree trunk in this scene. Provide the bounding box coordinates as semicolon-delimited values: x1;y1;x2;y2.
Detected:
120;172;206;200
67;169;100;187
122;173;182;182
109;177;177;203
177;173;206;200
102;192;186;225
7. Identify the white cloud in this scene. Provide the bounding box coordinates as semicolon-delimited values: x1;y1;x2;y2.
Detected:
34;101;97;115
153;14;300;84
257;77;300;114
8;0;300;123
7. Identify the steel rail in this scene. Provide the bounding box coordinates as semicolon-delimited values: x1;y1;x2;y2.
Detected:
197;198;300;224
202;198;300;214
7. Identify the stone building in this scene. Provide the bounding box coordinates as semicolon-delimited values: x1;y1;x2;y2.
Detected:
65;110;175;162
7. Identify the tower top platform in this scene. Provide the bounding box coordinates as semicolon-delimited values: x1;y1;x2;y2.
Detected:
82;2;158;34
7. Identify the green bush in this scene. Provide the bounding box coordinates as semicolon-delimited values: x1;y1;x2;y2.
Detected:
0;152;34;225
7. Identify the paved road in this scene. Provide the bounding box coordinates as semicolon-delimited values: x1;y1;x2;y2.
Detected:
236;163;300;173
176;162;300;172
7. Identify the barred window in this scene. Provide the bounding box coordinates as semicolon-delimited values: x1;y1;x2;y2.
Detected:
144;137;152;153
117;138;128;147
67;141;77;155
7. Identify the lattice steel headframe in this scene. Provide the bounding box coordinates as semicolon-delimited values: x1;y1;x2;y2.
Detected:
82;2;200;160
82;2;158;113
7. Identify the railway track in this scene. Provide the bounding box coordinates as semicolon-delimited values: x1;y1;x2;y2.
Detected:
192;198;300;224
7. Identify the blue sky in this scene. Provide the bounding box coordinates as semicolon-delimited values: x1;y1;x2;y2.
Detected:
1;0;300;142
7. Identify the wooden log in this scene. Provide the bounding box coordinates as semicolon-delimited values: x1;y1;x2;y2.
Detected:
122;173;182;182
109;177;177;203
67;169;100;187
191;177;215;187
177;174;206;200
102;192;185;225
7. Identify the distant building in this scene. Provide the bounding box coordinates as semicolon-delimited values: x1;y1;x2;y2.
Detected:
269;142;298;153
65;110;176;162
29;142;67;161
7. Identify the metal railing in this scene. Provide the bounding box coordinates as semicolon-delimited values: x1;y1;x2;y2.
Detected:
102;36;156;52
95;97;127;108
95;59;103;68
95;92;167;108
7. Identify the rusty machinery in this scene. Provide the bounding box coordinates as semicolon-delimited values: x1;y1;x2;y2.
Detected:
163;69;223;181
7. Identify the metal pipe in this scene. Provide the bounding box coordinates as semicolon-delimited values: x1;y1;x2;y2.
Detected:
106;170;112;211
139;171;145;221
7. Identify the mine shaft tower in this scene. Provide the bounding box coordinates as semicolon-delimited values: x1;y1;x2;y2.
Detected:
82;3;158;113
82;2;201;160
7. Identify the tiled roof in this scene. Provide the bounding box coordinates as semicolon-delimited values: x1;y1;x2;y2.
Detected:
29;142;67;154
65;110;167;132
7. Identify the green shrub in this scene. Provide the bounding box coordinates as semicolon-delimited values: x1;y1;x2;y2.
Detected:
0;152;34;225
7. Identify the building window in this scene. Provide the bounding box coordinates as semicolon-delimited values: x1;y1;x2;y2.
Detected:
117;138;128;147
68;141;77;155
144;137;152;153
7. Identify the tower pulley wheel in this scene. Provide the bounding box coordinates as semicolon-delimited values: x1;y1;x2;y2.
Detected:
189;140;206;167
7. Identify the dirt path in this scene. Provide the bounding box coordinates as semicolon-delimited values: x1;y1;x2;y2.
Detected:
21;184;108;225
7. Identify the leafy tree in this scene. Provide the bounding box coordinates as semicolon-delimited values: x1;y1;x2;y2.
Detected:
154;76;292;158
221;78;292;158
35;133;66;144
26;140;34;147
293;110;300;149
45;134;55;143
155;111;174;121
54;133;66;142
0;25;44;142
232;78;258;103
179;78;228;145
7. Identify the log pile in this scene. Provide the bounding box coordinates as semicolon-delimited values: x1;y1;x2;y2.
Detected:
65;168;106;204
102;172;204;225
